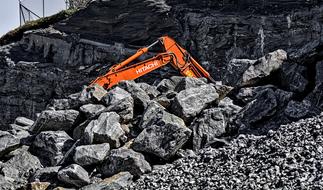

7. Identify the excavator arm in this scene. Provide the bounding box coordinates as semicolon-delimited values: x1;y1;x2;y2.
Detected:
90;36;215;89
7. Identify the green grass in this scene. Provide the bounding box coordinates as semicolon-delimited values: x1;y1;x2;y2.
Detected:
0;9;77;46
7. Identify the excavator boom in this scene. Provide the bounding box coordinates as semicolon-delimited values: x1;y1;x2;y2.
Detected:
90;36;215;89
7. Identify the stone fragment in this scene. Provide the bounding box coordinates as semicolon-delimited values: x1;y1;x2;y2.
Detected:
30;110;79;133
80;172;133;190
32;131;74;166
0;131;20;158
284;100;311;119
118;80;150;110
132;123;192;160
138;83;160;99
14;117;34;127
29;166;61;183
156;79;176;93
102;87;134;123
30;182;51;190
58;164;90;188
79;104;106;118
84;112;125;148
73;143;110;166
174;77;207;92
101;149;151;177
171;84;219;122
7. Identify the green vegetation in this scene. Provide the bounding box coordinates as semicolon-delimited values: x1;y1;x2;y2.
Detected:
0;9;77;46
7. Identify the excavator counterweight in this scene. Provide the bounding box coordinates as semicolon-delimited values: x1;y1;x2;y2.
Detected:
90;36;215;90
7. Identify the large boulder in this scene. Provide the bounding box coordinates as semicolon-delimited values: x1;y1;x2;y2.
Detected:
102;87;134;123
84;112;125;148
132;123;192;160
14;117;34;127
79;104;106;118
0;131;20;157
32;131;74;166
137;83;160;99
139;101;184;130
101;149;151;177
284;100;312;120
1;149;42;188
73;143;110;166
280;63;308;93
174;77;207;92
58;164;90;188
30;110;79;133
80;172;133;190
29;166;61;183
224;50;287;87
118;81;150;110
171;84;219;122
156;79;176;93
241;49;287;86
191;98;242;150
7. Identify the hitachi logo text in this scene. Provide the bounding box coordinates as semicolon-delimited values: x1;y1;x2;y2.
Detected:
136;61;159;74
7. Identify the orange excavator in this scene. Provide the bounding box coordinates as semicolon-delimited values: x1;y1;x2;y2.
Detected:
90;36;215;90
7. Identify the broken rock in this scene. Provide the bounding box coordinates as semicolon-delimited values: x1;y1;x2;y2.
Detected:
80;172;133;190
102;87;134;123
101;149;151;177
118;80;150;110
30;110;79;133
79;104;106;118
32;131;74;166
73;143;110;166
0;131;20;158
58;164;90;188
84;112;125;148
29;166;61;183
14;117;34;127
174;77;207;92
171;84;219;122
132;123;192;160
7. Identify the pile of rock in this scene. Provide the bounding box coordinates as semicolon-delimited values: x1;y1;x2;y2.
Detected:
0;76;236;189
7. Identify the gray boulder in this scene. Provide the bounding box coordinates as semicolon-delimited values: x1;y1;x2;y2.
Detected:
0;131;20;158
241;49;287;86
84;112;125;148
102;87;134;123
0;176;15;190
14;117;34;127
32;131;74;166
139;101;185;130
280;63;308;93
101;149;151;177
154;91;177;109
73;143;110;166
174;77;207;92
191;98;242;150
223;58;256;86
138;83;160;99
236;88;278;132
224;50;287;87
79;104;106;118
132;123;192;160
2;149;42;188
30;110;79;133
29;166;61;183
171;84;219;122
284;100;312;119
80;172;133;190
118;80;150;110
156;79;176;93
58;164;90;188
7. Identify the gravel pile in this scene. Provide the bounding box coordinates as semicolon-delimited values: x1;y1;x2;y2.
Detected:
129;113;323;189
